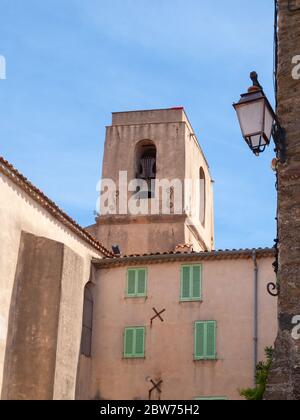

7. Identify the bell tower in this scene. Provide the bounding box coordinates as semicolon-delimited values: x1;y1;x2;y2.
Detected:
95;107;215;256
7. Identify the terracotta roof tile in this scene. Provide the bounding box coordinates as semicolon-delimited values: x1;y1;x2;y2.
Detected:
94;247;275;268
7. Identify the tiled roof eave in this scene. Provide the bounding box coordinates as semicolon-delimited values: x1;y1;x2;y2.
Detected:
0;156;113;258
93;247;275;269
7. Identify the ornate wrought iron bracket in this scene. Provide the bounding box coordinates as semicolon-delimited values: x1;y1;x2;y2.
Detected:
268;238;280;297
272;123;286;163
267;282;280;297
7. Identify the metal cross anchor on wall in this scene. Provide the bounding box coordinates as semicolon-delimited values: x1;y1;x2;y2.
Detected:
267;238;280;297
149;379;163;401
150;307;166;327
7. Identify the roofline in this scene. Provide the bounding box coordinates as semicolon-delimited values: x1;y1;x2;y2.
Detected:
93;247;275;269
111;107;185;115
0;156;114;258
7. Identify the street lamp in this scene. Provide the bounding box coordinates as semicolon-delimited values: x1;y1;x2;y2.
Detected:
233;72;285;298
233;72;286;162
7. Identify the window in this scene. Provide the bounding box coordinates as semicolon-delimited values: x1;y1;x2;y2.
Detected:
135;140;157;199
124;327;145;358
180;265;202;301
126;268;147;297
80;283;93;357
199;168;206;226
194;397;227;401
195;321;217;360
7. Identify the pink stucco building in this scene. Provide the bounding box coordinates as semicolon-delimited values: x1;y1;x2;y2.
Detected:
74;248;276;401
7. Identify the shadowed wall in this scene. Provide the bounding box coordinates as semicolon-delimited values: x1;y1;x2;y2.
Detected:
1;232;63;400
1;232;85;400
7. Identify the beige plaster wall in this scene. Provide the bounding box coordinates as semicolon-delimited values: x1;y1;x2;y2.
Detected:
0;172;101;399
97;109;214;255
97;216;186;256
53;245;85;400
91;257;277;400
98;120;185;255
1;232;65;400
184;123;214;251
102;119;186;185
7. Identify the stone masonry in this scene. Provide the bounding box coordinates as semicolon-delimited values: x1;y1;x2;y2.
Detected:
265;0;300;400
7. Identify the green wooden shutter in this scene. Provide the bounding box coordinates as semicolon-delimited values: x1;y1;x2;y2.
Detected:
124;328;134;357
195;321;217;360
192;265;201;300
127;270;137;296
181;265;202;301
181;266;191;299
127;268;147;297
206;321;216;359
124;327;145;358
137;269;147;296
134;327;145;357
195;322;205;359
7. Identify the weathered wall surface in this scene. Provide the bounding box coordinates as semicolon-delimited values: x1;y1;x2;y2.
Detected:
184;123;214;251
75;355;93;400
265;0;300;400
97;215;187;256
53;246;85;400
92;257;277;400
0;172;102;399
1;233;64;400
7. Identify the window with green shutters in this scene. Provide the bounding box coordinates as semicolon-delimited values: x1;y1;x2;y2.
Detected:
126;268;147;298
124;327;145;358
194;321;217;360
180;265;202;301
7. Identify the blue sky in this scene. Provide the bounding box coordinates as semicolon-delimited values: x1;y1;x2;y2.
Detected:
0;0;276;250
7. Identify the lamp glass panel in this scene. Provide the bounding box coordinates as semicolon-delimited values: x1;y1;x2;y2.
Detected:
250;134;262;149
264;104;275;141
236;98;265;137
